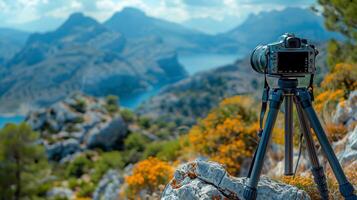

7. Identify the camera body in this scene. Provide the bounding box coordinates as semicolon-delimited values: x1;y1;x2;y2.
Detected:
251;33;318;77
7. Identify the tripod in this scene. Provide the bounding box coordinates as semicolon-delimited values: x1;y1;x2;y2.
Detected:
243;78;356;200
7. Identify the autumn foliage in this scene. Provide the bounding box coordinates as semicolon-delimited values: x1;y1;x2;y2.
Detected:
315;63;357;119
187;96;259;175
125;157;174;198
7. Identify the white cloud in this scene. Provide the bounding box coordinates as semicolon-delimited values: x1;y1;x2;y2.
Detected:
0;0;316;32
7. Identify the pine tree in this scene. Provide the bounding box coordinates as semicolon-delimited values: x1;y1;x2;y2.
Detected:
0;123;48;200
318;0;357;66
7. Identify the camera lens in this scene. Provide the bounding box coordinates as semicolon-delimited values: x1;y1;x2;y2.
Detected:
250;45;268;74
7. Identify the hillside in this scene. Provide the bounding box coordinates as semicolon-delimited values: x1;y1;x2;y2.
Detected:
0;28;29;66
0;13;187;114
221;7;340;53
137;57;258;125
104;7;234;54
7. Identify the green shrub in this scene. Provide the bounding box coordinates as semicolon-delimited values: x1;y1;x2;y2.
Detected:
105;95;119;114
92;151;124;182
142;139;181;161
138;117;151;129
120;109;136;123
66;155;92;178
77;181;95;197
124;132;149;152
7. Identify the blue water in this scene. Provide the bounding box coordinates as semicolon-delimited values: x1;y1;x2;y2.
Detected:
178;53;241;75
121;53;241;108
0;116;25;128
120;87;161;109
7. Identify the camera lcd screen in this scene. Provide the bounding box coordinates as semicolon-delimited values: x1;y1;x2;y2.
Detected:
277;52;308;73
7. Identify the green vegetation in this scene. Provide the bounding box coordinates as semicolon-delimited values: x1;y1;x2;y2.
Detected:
0;123;49;200
318;0;357;66
105;95;120;114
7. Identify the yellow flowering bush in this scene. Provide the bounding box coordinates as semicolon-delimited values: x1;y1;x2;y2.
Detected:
315;63;357;121
125;157;174;198
188;96;259;175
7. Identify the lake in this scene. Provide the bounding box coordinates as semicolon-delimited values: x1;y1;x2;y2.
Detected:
0;115;25;128
0;54;241;119
178;53;241;75
121;53;241;109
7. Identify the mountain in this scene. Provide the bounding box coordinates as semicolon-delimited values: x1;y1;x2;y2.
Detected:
222;7;340;51
0;28;29;66
0;13;187;113
183;16;241;34
104;7;235;54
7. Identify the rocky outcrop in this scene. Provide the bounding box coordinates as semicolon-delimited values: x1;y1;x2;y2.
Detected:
338;126;357;165
93;170;122;200
26;93;128;161
162;160;310;200
334;90;357;126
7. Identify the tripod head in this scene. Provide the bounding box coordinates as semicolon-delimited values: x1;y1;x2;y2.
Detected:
278;78;298;89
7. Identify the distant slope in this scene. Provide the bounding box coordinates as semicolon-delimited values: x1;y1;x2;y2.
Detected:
137;57;259;125
104;7;234;54
0;13;187;114
221;7;340;52
0;28;29;66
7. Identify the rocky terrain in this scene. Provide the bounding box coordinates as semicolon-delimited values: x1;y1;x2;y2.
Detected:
26;93;128;161
162;160;310;200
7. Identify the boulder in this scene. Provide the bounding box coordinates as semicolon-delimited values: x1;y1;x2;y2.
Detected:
93;170;122;200
338;126;357;165
46;138;81;161
86;116;128;150
334;90;357;126
162;160;310;200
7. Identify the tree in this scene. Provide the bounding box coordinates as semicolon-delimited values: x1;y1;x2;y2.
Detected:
0;123;48;200
318;0;357;66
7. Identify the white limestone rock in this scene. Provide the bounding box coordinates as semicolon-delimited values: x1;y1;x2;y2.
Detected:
162;160;310;200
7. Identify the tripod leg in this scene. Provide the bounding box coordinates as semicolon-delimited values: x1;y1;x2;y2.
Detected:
284;94;294;175
243;90;283;200
295;98;329;200
296;89;356;200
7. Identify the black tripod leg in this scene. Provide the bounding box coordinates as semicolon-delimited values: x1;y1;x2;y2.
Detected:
243;90;283;200
295;98;329;200
296;89;356;200
284;94;294;175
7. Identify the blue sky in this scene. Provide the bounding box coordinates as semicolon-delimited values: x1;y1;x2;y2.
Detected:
0;0;316;33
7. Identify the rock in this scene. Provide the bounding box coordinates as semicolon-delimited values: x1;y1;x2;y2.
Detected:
26;93;128;161
46;138;81;161
162;160;310;200
334;90;357;125
47;187;74;200
338;126;357;165
86;116;128;150
93;170;122;200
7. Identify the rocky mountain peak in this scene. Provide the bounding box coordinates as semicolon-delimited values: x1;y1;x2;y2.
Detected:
119;7;146;17
60;12;100;30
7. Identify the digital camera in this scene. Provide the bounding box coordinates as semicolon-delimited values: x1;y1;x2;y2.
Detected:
250;33;318;77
